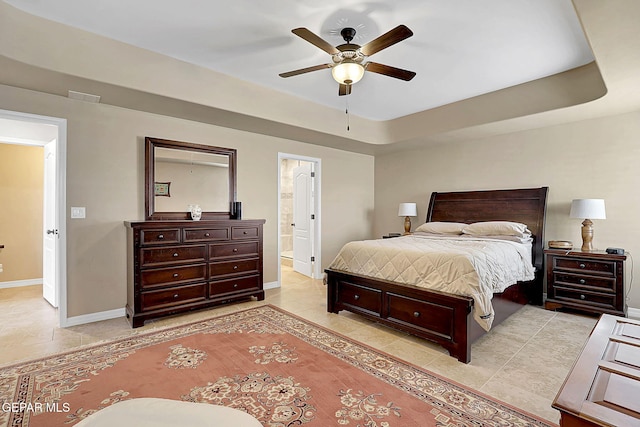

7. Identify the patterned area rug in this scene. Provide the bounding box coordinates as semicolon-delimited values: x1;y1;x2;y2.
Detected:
0;305;554;426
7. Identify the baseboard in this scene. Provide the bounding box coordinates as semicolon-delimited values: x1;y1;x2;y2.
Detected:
628;307;640;320
0;278;42;289
61;307;126;328
264;281;279;290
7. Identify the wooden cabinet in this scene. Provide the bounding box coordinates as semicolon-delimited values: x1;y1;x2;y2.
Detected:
553;314;640;426
125;219;265;327
545;249;626;317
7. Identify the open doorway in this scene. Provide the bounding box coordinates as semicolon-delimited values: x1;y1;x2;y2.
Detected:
0;109;67;326
278;153;321;285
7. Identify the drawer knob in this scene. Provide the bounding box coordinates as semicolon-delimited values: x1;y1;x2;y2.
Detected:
580;294;586;300
579;263;586;268
354;294;360;300
173;294;179;298
205;233;210;237
173;273;179;278
243;231;248;235
233;248;238;252
413;311;421;318
173;253;179;257
579;279;586;284
158;234;164;239
233;265;238;270
233;284;238;288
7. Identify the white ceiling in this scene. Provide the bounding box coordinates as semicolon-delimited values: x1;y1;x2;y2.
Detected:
5;0;594;121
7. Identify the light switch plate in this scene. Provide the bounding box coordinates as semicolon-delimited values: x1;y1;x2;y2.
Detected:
71;207;86;219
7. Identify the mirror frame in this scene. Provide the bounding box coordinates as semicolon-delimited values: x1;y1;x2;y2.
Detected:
145;137;237;220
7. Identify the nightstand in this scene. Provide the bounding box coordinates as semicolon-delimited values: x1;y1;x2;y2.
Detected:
544;249;626;317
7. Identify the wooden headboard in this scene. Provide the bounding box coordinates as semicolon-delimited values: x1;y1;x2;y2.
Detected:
426;187;549;276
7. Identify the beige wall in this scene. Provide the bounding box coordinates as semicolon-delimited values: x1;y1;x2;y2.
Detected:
0;84;375;317
375;110;640;309
0;143;43;282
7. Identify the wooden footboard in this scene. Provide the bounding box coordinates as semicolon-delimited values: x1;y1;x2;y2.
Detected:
326;268;532;363
326;268;478;363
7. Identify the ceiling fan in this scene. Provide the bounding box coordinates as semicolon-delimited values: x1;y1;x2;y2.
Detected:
279;25;416;96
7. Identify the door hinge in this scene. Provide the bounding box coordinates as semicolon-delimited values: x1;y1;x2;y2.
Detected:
311;256;315;262
310;171;315;177
310;214;315;220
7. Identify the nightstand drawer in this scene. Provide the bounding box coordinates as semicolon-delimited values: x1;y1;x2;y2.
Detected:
553;273;616;292
553;257;615;276
554;286;616;309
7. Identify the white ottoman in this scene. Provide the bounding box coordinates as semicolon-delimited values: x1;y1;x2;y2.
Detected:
75;398;262;427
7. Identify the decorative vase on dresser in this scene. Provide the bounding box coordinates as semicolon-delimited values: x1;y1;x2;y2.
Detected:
125;219;265;327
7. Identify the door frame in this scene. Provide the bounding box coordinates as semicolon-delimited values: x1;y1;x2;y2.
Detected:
277;153;322;282
0;109;68;326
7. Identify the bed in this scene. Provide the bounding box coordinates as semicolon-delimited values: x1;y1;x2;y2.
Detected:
325;187;548;363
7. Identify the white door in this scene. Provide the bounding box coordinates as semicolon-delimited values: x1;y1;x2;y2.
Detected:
292;162;313;277
43;139;58;307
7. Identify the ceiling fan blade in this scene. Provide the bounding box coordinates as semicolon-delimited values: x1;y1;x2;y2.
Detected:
360;25;413;56
365;62;416;81
279;64;333;78
338;84;352;96
292;28;340;55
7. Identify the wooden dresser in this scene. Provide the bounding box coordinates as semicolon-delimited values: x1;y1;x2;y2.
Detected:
553;314;640;426
125;219;265;327
545;249;626;317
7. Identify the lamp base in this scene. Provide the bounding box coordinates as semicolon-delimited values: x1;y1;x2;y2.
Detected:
580;219;595;251
403;216;412;235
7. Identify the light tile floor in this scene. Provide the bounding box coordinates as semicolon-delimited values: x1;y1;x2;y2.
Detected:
0;266;599;423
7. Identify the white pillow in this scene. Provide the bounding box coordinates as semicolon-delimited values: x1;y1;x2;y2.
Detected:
415;222;467;235
462;221;531;238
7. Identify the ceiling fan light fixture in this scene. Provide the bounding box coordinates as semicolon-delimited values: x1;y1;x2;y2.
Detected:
331;60;365;85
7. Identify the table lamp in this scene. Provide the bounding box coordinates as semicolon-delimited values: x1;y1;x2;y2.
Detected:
569;199;606;251
398;202;417;235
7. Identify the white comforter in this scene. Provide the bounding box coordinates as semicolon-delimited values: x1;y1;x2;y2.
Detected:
327;233;535;331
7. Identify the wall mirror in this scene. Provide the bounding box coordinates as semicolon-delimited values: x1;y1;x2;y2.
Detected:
145;137;237;220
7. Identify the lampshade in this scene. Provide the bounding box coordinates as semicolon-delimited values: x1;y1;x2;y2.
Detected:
331;60;365;85
398;202;417;217
569;199;606;219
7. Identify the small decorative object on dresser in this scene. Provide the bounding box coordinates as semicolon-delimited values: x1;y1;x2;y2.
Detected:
188;204;202;221
544;248;626;317
553;314;640;427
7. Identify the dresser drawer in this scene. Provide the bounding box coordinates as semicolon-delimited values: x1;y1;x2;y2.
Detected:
337;281;381;315
210;257;260;278
140;283;207;312
553;257;615;276
140;264;206;289
232;226;259;240
210;242;259;259
554;286;616;309
387;293;456;338
141;229;180;245
553;273;616;292
210;275;261;296
183;227;229;242
141;245;206;267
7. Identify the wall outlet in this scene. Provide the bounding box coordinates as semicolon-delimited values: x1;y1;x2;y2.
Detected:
71;207;86;219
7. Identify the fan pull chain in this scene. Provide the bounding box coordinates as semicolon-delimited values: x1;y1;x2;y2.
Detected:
345;97;350;131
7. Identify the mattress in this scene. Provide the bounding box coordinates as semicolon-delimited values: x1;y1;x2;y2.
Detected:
327;233;535;330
